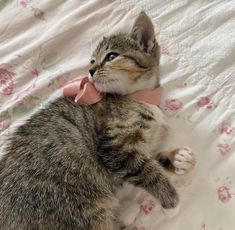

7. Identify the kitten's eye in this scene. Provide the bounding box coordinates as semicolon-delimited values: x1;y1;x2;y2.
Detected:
106;52;119;62
90;59;95;64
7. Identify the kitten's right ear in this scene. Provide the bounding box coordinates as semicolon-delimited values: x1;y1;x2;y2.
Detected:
130;11;156;53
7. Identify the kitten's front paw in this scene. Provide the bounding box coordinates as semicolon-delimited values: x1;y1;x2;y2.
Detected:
161;189;179;209
162;203;181;217
159;182;179;209
173;147;196;175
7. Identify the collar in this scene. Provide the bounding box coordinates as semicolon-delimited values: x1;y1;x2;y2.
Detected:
63;77;163;106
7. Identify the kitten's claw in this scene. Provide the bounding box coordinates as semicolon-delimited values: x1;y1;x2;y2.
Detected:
173;147;196;175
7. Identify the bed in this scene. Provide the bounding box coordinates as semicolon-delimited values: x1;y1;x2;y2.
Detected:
1;0;235;229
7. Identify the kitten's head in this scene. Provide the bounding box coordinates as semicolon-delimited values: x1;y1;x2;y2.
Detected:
89;11;160;95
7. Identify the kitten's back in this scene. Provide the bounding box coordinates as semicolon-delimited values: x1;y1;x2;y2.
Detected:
0;98;116;229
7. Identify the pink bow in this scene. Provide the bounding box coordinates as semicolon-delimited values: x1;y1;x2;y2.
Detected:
63;77;163;106
63;77;103;104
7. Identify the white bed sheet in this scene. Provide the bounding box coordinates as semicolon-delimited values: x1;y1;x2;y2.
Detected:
1;0;235;229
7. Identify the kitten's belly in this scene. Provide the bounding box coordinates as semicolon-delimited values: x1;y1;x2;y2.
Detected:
146;104;169;156
116;105;170;226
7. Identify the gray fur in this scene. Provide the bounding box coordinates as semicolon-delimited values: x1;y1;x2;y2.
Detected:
0;12;178;230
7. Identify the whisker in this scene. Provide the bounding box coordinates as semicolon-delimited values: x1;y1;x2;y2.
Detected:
97;69;108;72
96;74;107;78
97;71;108;75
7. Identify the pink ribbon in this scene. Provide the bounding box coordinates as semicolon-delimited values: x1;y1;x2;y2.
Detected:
63;77;103;104
63;77;163;106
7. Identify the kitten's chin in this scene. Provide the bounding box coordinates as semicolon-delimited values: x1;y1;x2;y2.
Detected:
92;73;159;95
94;82;122;94
94;78;132;95
91;75;123;94
94;80;151;95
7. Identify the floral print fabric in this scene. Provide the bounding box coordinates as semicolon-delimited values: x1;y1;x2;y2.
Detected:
0;0;235;229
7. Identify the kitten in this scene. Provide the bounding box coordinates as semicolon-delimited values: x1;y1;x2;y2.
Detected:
0;12;195;230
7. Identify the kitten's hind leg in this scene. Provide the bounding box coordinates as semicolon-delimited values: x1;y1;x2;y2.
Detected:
156;147;196;175
90;196;118;230
92;218;114;230
113;220;126;230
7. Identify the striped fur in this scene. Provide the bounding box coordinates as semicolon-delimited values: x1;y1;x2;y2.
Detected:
0;12;179;229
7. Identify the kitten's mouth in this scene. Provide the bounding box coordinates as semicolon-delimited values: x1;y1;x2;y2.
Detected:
93;77;117;84
92;77;118;93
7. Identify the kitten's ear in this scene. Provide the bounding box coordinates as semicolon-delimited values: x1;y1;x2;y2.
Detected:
130;11;156;53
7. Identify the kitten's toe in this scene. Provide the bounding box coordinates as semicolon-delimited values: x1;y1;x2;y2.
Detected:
161;193;179;209
173;147;196;175
162;203;181;218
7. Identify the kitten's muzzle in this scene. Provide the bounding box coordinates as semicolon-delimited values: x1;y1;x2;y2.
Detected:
89;68;96;77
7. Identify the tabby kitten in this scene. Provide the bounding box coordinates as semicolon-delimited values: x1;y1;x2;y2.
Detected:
0;12;195;230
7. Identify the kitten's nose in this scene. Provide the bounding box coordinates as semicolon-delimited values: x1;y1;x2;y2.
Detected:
89;68;96;77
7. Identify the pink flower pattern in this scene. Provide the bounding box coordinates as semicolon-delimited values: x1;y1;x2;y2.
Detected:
20;0;27;7
201;223;206;230
217;144;231;156
197;96;214;109
165;99;183;111
138;197;156;215
0;66;15;95
217;186;232;203
0;117;11;133
160;45;171;56
219;123;234;135
12;67;40;101
33;8;45;20
31;68;39;77
20;0;32;8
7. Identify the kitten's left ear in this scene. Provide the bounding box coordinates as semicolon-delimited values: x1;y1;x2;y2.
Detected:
130;11;156;53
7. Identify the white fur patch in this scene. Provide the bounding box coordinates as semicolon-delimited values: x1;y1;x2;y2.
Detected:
173;147;196;175
162;203;181;218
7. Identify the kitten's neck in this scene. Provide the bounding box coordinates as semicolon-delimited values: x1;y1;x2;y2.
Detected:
121;71;159;95
63;76;162;106
128;86;163;105
125;76;159;94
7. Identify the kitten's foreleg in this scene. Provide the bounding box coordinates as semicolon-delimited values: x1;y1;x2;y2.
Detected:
124;157;179;209
97;142;179;209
